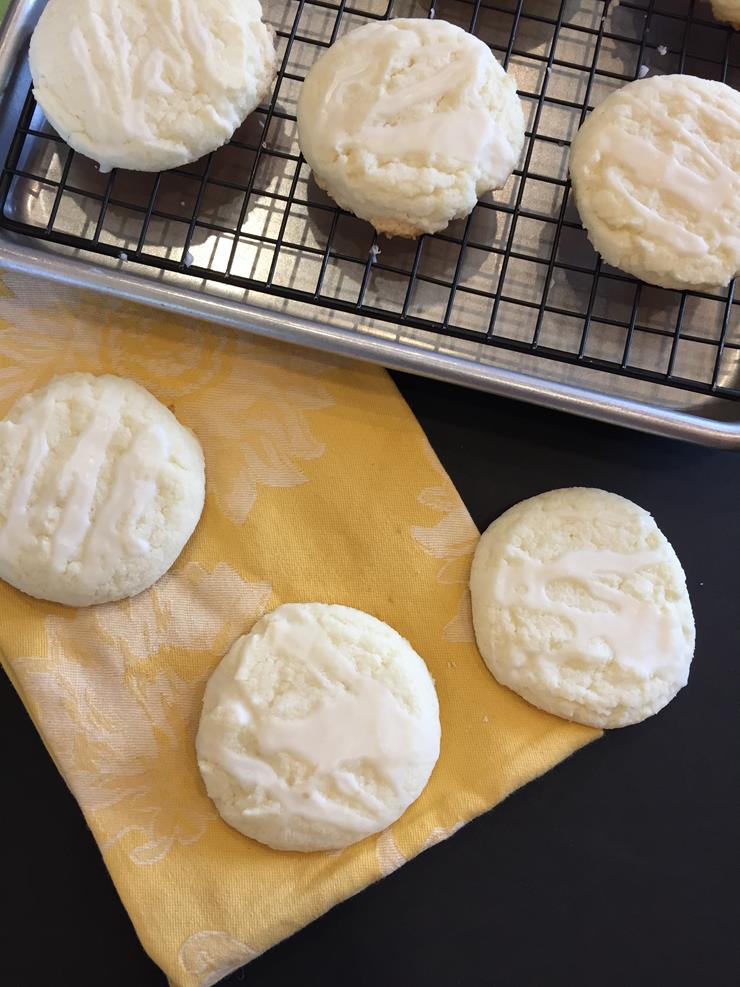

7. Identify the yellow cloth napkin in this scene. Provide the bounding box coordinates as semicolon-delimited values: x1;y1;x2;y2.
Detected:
0;268;598;986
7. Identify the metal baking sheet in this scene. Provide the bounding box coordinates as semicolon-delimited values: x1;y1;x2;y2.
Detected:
0;0;738;446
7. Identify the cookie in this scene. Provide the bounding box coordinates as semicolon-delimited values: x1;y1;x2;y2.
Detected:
0;373;205;606
569;74;740;290
196;603;441;852
29;0;276;172
297;18;525;237
711;1;740;28
470;488;695;729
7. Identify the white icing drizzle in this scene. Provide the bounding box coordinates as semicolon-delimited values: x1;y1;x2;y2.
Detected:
0;395;54;558
199;711;388;832
64;0;231;170
84;424;169;562
180;0;224;90
600;124;734;208
49;387;125;569
682;89;740;140
314;26;516;182
591;82;738;256
70;20;155;152
202;617;423;831
258;676;412;777
608;168;708;256
0;383;169;578
492;537;684;676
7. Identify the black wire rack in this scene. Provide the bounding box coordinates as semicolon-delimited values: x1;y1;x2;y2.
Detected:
1;0;738;401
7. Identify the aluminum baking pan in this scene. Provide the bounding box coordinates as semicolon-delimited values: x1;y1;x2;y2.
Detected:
0;0;738;447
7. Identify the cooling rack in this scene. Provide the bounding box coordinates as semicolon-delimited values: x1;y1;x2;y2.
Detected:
0;0;738;445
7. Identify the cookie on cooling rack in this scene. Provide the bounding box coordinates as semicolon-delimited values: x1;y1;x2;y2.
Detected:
569;74;740;291
469;488;695;729
29;0;276;173
296;18;525;237
0;373;205;606
197;603;441;852
711;1;740;28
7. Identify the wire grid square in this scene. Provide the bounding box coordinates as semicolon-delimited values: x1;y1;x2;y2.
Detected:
0;0;738;401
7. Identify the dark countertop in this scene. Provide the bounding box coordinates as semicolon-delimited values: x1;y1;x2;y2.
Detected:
5;376;739;986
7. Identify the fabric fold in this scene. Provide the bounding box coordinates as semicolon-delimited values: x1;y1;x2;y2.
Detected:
0;270;598;987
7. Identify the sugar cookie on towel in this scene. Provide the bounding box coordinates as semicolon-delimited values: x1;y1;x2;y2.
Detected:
470;488;695;729
569;75;740;290
196;603;441;852
711;1;740;28
0;373;205;606
29;0;276;172
297;18;525;237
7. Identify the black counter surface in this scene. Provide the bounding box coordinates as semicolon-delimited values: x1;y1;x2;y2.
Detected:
5;376;739;986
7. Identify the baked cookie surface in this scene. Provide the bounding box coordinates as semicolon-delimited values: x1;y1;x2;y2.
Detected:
297;18;525;237
0;373;205;606
470;488;695;729
29;0;276;172
569;75;740;290
197;603;441;851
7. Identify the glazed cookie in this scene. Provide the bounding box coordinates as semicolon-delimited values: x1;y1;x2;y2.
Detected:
29;0;276;172
197;603;441;851
569;74;740;290
711;1;740;28
0;373;205;606
297;18;525;237
470;488;695;729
